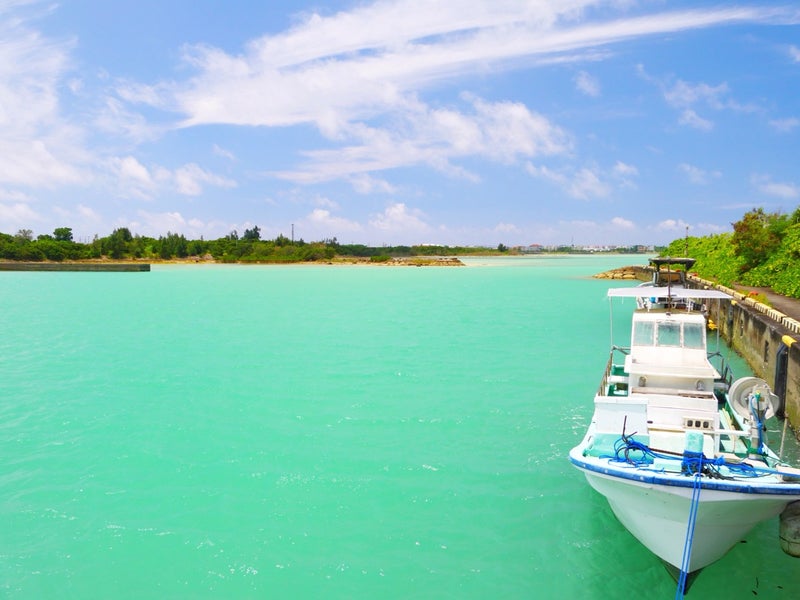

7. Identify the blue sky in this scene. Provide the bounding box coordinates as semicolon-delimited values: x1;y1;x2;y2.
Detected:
1;1;799;247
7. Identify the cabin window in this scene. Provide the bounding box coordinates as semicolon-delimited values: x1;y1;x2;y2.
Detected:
683;323;705;349
633;321;654;346
656;321;681;347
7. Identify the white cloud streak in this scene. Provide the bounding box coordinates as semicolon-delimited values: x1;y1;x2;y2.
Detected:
574;70;600;96
1;0;798;244
272;95;571;184
770;117;799;132
678;163;721;185
369;202;430;234
751;173;800;199
168;3;796;127
526;161;624;199
134;1;797;188
0;3;94;190
107;156;236;200
678;109;713;131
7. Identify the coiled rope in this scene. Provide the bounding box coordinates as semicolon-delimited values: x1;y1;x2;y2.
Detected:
604;430;780;480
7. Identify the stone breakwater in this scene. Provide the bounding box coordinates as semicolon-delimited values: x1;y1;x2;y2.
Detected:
593;265;649;281
331;256;464;266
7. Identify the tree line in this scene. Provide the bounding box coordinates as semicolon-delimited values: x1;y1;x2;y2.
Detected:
0;226;341;263
662;205;800;298
0;226;649;264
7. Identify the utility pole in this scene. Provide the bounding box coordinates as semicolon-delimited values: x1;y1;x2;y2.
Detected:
685;225;689;255
291;223;294;244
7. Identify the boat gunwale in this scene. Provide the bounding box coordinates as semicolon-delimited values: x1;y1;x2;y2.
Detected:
569;450;800;495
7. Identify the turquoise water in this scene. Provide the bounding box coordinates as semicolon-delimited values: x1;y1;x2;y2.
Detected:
2;255;798;599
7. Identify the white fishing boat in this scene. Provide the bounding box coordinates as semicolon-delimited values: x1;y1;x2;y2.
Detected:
569;284;800;595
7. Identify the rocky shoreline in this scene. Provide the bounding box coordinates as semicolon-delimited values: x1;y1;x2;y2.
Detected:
328;256;464;266
0;256;465;269
593;265;649;280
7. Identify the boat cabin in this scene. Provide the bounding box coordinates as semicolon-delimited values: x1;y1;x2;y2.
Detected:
587;287;731;459
625;311;719;394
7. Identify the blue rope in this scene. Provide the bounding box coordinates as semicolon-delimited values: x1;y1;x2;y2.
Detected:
675;473;702;599
604;434;776;480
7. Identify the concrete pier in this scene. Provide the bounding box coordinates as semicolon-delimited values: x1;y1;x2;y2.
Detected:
0;262;150;272
693;275;800;440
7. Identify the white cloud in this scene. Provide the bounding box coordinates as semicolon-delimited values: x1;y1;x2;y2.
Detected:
751;174;800;199
694;222;728;234
213;144;236;161
303;208;363;234
657;218;691;231
611;216;634;229
526;163;568;186
165;2;794;130
570;167;612;199
638;63;761;130
652;219;728;237
107;157;236;199
678;109;713;131
526;163;612;199
612;160;638;189
93;96;161;144
574;70;600;97
789;44;800;62
0;5;89;188
307;195;338;210
678;163;720;185
273;96;571;184
494;222;521;234
769;117;799;133
128;210;234;240
136;210;190;235
173;163;237;196
369;202;430;233
348;173;397;194
0;188;33;202
0;202;41;225
1;1;797;245
108;155;155;199
117;156;152;185
613;161;638;177
664;80;728;109
76;204;102;223
139;2;792;188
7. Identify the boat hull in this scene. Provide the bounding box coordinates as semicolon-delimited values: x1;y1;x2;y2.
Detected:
571;454;800;572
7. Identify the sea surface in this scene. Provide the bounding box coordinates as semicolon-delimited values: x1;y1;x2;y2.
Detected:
2;255;798;599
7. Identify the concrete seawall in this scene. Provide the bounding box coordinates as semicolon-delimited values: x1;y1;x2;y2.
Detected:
0;262;150;272
691;275;799;441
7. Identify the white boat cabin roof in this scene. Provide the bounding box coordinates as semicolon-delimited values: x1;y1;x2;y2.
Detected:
607;287;729;300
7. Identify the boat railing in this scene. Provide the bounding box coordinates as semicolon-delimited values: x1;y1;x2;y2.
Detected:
707;350;734;395
599;345;630;396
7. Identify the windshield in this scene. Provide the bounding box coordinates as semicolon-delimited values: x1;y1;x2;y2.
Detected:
657;321;681;347
632;319;705;349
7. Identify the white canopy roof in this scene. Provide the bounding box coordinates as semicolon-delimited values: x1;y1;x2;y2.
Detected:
607;286;730;299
